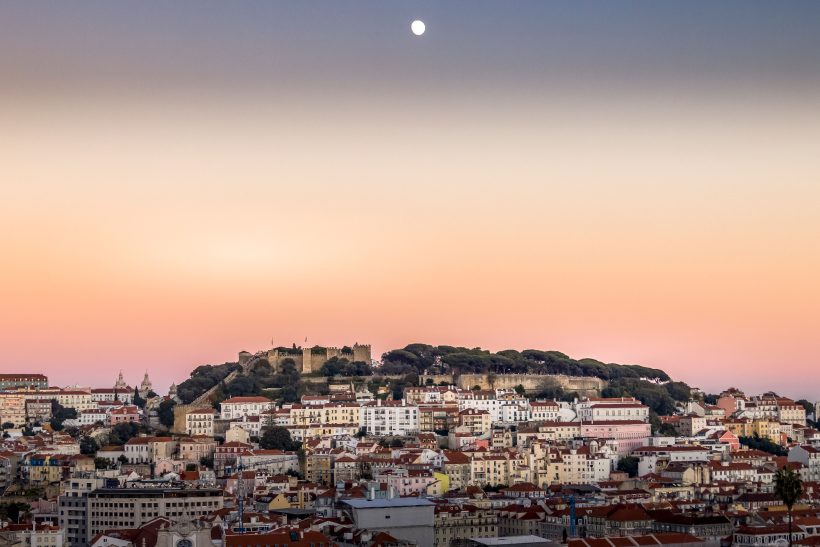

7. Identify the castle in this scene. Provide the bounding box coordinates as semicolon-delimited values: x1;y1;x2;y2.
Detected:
263;343;372;374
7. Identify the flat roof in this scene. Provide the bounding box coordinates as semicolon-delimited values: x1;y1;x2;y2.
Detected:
470;537;555;546
342;498;435;509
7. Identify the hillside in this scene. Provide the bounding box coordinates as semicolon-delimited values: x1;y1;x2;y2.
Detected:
173;343;692;421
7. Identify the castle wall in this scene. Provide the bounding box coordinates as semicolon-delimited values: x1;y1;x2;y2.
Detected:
420;373;605;397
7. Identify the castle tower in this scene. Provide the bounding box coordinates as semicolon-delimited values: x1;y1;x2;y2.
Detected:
140;371;153;397
302;346;312;374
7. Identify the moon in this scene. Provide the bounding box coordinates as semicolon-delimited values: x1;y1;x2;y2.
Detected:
411;20;426;36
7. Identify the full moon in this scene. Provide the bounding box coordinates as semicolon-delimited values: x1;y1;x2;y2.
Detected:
411;20;425;36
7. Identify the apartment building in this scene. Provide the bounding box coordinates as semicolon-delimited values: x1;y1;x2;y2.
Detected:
85;488;223;539
219;396;274;421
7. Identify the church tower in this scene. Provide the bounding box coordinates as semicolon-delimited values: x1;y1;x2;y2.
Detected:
140;371;153;397
114;370;128;391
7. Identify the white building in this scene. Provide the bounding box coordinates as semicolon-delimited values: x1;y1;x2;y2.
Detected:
789;445;820;482
577;402;649;423
185;408;216;437
361;400;419;436
219;396;274;421
530;401;560;422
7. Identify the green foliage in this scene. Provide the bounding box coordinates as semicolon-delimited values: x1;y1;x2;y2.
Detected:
259;426;300;451
514;384;526;395
0;502;30;523
177;362;242;404
775;465;803;546
739;433;787;456
617;456;640;477
1;422;14;429
319;357;372;377
132;388;146;409
224;375;261;397
158;399;176;428
532;383;578;403
185;463;197;471
390;438;405;448
94;457;111;470
603;378;685;416
775;466;802;508
200;456;214;469
79;436;98;456
108;422;141;445
380;343;671;382
703;394;719;405
49;400;77;431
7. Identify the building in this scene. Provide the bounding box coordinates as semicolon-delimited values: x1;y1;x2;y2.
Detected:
18;524;66;547
435;503;498;547
55;391;95;412
219;396;274;421
58;475;108;547
789;445;820;482
179;436;216;464
185;408;216;437
0;373;48;389
109;405;140;425
123;436;177;464
580;421;651;455
360;400;419;436
341;497;435;547
0;394;28;426
578;402;649;423
266;343;371;374
85;488;223;539
25;399;53;423
459;408;492;436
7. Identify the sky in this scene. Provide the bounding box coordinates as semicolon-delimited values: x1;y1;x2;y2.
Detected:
1;2;819;398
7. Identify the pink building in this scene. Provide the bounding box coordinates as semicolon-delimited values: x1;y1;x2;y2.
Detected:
580;420;651;455
386;469;437;496
109;405;140;425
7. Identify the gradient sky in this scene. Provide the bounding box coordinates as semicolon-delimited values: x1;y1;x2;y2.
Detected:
2;2;819;398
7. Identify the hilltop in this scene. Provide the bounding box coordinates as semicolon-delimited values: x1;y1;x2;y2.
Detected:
169;343;692;424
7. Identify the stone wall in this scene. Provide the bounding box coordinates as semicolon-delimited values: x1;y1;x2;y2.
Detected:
420;373;605;397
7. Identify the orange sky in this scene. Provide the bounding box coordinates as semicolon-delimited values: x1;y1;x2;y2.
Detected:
2;3;820;399
2;89;819;398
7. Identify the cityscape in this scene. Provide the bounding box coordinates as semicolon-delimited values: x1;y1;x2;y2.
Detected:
1;343;819;547
3;2;820;547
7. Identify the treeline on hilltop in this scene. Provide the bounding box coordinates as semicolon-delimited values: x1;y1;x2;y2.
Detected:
380;344;671;382
173;343;691;421
176;357;375;407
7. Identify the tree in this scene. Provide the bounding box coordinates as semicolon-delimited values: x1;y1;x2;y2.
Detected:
49;400;77;431
185;463;197;472
0;502;30;524
94;457;110;470
259;426;299;451
132;388;146;409
514;384;526;395
158;399;176;428
617;456;639;477
739;433;787;456
390;438;405;448
79;436;98;456
774;466;803;547
109;422;141;445
1;422;14;430
200;456;214;469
